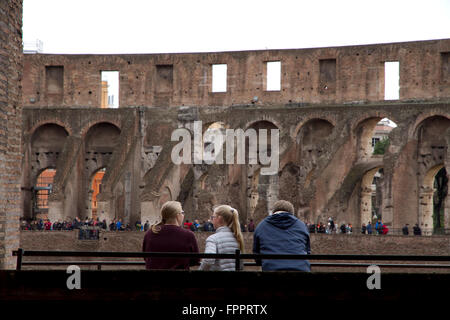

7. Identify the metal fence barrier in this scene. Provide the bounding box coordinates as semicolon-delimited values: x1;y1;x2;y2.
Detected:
12;248;450;271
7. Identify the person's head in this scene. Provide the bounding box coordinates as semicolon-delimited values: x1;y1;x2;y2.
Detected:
151;201;185;233
271;200;295;215
212;205;244;251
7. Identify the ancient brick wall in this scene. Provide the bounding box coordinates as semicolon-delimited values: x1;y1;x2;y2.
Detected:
20;39;450;236
22;39;450;108
0;0;22;269
21;102;450;233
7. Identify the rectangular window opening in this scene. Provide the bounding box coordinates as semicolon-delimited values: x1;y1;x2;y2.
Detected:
155;65;173;93
384;61;399;100
266;61;281;91
319;59;336;94
212;64;227;92
45;66;64;94
101;71;119;108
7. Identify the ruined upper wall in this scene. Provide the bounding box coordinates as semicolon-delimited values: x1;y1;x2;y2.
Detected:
22;39;450;108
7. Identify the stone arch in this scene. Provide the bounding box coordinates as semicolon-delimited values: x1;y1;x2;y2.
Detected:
89;167;106;220
84;122;121;175
293;116;336;139
414;115;450;143
83;123;121;220
28;120;72;137
411;113;450;139
244;118;281;133
32;167;57;220
415;116;450;184
296;118;334;162
81;120;121;138
202;121;227;134
419;164;445;235
360;166;383;226
30;123;69;179
31;123;69;148
353;116;396;160
203;121;227;163
246;120;279;164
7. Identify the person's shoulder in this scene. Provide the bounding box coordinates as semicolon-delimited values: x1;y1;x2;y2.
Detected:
177;226;197;238
205;232;219;242
293;218;308;230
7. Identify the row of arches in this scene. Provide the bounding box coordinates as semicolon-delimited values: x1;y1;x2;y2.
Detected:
196;114;449;233
27;122;121;220
24;111;450;233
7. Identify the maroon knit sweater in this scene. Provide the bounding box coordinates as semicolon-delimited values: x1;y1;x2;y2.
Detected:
142;224;200;270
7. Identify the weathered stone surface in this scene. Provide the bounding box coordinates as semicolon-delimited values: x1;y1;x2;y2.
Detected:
0;0;22;270
21;102;450;233
17;38;450;235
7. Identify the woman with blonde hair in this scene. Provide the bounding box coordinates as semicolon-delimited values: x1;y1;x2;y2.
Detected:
142;201;200;269
199;205;245;271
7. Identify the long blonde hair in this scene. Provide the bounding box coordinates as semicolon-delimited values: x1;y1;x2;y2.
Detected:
214;205;245;252
151;201;182;234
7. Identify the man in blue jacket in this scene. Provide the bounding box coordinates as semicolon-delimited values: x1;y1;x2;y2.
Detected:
253;200;311;272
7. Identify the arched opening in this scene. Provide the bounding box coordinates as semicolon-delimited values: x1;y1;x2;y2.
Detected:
360;167;384;226
372;118;397;155
246;120;279;167
415;116;450;234
31;124;68;173
85;122;121;154
433;167;447;234
90;168;106;220
355;117;396;160
203;121;226;164
33;168;56;220
84;123;120;219
420;164;447;235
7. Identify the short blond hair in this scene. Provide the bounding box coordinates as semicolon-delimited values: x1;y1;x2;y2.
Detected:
271;200;294;214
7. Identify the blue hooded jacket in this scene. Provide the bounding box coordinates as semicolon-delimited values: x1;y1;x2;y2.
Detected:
253;212;311;272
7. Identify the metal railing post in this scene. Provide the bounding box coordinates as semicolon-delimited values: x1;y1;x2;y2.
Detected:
16;248;23;271
235;249;241;271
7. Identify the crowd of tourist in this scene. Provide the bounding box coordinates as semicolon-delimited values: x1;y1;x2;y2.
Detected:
21;216;258;233
21;214;424;237
20;217;132;231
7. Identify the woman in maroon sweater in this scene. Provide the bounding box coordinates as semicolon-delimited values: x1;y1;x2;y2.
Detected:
142;201;200;270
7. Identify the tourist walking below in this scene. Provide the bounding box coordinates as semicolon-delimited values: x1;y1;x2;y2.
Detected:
402;224;409;235
413;223;422;236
